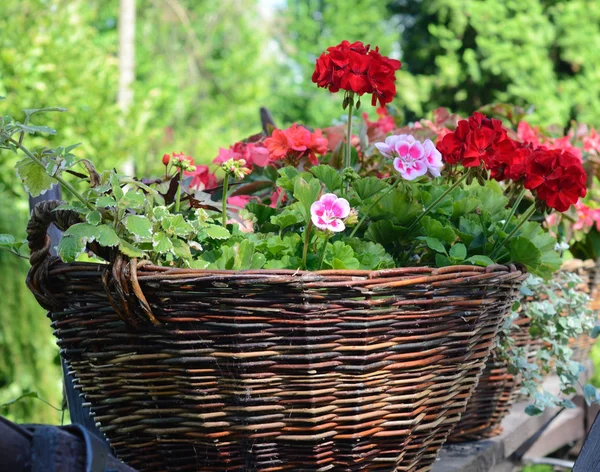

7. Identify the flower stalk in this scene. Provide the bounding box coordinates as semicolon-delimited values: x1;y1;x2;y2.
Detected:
317;232;331;270
407;170;470;233
221;173;229;228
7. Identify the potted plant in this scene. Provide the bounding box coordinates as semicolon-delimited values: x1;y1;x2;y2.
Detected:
438;107;600;442
0;41;579;472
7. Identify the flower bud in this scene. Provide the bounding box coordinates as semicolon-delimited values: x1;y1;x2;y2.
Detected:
162;153;170;166
344;208;359;226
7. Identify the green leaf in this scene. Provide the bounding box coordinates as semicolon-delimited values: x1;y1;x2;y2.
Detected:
326;241;360;270
276;167;299;192
86;211;102;225
311;165;342;192
0;234;16;247
293;176;321;223
449;243;467;260
57;235;84;262
205;224;231;240
465;255;495;267
15;123;57;135
15;158;57;197
110;173;124;200
246;202;276;227
118;239;144;258
270;203;303;230
421;216;456;244
233;240;256;270
172;238;192;260
364;220;405;249
508;236;542;274
96;225;120;247
119;189;145;209
126;215;153;240
419;236;448;254
152;231;173;253
96;195;116;208
584;384;599;406
352;176;389;201
162;214;193;237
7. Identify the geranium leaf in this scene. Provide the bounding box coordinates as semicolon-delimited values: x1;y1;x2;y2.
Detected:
293;176;321;223
419;236;447;254
85;210;102;226
96;225;120;247
172;238;192;260
465;255;495;267
119;189;145;209
161;214;193;237
311;165;342;192
352;176;389;201
508;236;542;273
449;243;467;260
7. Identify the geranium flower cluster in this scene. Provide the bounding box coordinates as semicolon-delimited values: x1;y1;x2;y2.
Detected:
264;124;328;165
437;113;587;212
573;201;600;232
163;151;217;192
375;135;443;180
213;138;270;169
312;40;401;107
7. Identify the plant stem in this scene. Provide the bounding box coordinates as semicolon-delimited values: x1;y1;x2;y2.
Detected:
490;203;537;259
491;187;527;253
317;232;331;270
407;170;470;233
10;139;95;212
174;169;184;213
345;99;354;170
350;179;401;238
302;220;313;269
221;173;229;227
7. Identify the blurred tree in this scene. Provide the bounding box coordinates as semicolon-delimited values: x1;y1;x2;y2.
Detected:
0;201;63;424
389;0;600;126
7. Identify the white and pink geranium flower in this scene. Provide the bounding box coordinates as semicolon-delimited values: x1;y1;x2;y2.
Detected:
375;134;443;180
310;193;351;232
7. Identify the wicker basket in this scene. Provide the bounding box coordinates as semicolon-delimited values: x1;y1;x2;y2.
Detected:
26;201;526;472
446;317;539;442
563;260;600;363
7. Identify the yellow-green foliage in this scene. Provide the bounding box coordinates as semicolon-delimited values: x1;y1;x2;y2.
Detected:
0;201;63;424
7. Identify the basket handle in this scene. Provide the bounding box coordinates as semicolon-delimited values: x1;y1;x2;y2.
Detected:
26;200;159;327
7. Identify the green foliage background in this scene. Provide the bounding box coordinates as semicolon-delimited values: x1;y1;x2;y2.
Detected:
1;0;600;423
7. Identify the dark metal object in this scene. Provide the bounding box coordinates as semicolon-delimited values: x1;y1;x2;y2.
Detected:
28;187;105;441
574;410;600;472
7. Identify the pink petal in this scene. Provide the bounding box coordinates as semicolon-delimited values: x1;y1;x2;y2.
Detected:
393;157;405;173
400;161;428;181
311;214;329;230
310;201;325;217
396;141;410;156
331;198;350;218
408;142;425;160
328;219;345;232
319;193;338;211
374;142;393;157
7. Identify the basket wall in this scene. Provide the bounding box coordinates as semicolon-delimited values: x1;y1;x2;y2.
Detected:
26;260;526;472
446;317;538;443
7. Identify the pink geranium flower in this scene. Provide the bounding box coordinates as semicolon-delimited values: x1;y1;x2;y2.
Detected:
310;193;351;232
375;134;443;180
185;164;217;191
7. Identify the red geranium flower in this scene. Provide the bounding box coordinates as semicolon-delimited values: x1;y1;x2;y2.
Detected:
312;41;401;107
524;147;587;212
